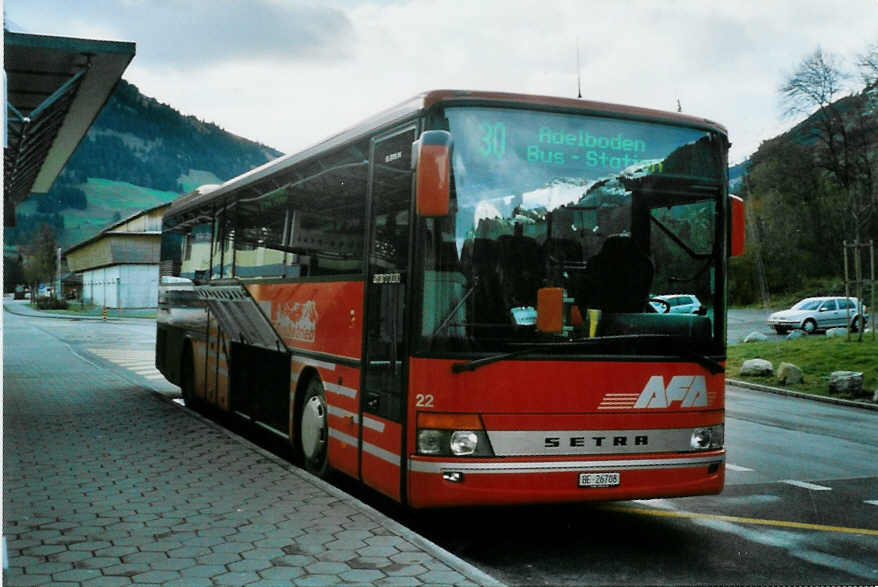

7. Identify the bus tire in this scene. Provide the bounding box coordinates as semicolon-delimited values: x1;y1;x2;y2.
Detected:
298;376;329;478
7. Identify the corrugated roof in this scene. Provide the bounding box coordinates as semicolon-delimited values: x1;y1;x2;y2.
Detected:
4;31;135;225
63;201;170;255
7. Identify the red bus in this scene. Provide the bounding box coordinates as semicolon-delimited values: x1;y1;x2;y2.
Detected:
157;90;745;508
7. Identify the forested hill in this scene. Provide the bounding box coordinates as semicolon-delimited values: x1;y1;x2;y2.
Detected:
729;85;877;305
7;79;283;248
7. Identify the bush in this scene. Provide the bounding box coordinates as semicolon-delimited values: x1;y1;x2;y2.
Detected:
35;296;69;310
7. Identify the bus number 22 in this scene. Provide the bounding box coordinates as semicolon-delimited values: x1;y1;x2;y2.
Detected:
416;393;435;408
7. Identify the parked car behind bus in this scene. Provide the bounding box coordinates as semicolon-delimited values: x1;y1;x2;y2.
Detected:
650;294;702;314
767;296;869;334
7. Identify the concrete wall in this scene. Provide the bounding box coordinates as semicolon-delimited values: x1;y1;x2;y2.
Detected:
82;264;158;308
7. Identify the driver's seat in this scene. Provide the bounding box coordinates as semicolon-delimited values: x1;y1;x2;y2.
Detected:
582;235;654;313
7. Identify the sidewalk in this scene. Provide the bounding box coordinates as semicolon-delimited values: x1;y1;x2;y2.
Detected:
2;310;501;585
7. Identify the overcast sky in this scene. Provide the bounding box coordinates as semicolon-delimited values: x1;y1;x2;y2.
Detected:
6;0;878;165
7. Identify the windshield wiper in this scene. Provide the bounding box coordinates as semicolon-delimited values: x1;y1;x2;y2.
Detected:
451;345;546;373
452;336;626;373
451;334;724;374
432;278;478;337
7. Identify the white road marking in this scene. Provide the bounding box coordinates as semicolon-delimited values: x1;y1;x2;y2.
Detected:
631;499;677;510
781;480;832;491
89;348;165;381
726;464;754;472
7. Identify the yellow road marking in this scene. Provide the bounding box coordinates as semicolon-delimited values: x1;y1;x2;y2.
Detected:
605;505;878;536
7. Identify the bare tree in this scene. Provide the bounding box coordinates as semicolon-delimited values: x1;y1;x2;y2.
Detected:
781;48;848;116
858;42;878;90
780;47;873;244
781;47;877;340
23;224;59;298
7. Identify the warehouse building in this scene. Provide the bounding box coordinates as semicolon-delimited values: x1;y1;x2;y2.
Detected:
64;203;169;308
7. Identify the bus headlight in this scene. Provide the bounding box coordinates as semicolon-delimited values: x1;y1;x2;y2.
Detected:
450;431;478;455
416;429;493;456
690;425;724;450
417;429;444;455
415;413;494;457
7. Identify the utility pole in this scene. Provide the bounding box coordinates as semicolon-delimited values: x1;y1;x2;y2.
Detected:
56;247;61;300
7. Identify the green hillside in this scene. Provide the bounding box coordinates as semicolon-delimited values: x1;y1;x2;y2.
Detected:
5;80;283;249
57;179;181;246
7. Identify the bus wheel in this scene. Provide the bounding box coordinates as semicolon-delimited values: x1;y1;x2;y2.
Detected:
299;377;329;477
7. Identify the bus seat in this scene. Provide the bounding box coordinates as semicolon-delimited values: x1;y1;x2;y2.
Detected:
497;234;544;309
468;239;507;326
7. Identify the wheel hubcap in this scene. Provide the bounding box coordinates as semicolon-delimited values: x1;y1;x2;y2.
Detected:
301;395;326;460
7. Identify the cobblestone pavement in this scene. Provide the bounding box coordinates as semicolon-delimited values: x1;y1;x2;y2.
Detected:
2;308;501;585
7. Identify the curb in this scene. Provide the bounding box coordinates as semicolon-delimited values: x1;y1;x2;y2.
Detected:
151;393;504;587
727;379;878;412
2;300;148;322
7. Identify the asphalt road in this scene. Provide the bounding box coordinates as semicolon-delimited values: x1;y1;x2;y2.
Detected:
727;308;780;343
5;308;877;584
396;385;878;585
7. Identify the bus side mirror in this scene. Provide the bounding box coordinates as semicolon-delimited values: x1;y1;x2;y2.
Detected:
730;194;745;257
414;130;452;217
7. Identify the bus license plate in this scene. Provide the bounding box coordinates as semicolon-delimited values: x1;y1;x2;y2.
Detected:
578;472;620;488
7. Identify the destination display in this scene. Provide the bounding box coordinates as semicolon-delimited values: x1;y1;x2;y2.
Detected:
446;107;720;188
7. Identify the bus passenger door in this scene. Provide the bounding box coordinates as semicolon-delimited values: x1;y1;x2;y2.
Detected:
361;126;416;500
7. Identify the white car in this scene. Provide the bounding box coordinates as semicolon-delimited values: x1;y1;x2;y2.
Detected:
767;296;869;334
650;294;702;314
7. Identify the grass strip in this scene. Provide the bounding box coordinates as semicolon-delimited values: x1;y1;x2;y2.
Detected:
726;335;877;399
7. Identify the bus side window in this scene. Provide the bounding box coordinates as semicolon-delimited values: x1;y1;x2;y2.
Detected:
285;141;370;277
235;189;288;278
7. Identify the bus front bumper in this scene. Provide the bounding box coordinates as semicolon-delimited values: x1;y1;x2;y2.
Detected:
407;451;724;508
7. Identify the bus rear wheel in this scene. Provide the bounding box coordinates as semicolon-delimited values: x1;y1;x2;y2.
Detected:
299;377;329;478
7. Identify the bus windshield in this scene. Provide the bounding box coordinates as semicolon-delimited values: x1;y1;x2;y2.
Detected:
417;106;726;356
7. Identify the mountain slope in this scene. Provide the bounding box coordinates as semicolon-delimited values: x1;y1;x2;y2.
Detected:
728;86;877;304
7;80;283;248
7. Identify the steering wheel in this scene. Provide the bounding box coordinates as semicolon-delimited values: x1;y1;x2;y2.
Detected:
649;298;671;313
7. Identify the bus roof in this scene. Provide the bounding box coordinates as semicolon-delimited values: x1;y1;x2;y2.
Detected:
166;89;727;220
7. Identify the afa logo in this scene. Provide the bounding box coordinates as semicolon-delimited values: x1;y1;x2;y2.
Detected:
276;300;318;343
633;375;708;409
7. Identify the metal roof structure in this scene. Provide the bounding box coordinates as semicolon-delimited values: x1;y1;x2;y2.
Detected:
4;31;135;226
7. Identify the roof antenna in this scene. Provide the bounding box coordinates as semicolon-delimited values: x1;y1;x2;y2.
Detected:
576;39;582;99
